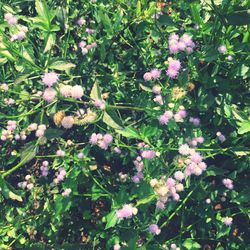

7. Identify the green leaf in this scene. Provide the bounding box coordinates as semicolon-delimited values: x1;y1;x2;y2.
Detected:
103;110;123;130
49;61;76;71
44;33;56;53
136;1;141;17
238;120;250;134
90;82;102;100
45;128;64;139
225;10;250;26
20;141;38;165
116;127;140;139
139;83;152;92
105;210;118;230
190;3;203;25
183;238;201;249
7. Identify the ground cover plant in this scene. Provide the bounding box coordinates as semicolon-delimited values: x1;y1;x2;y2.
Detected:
0;0;249;249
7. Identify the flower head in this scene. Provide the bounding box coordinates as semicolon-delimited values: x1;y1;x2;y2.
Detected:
42;72;58;87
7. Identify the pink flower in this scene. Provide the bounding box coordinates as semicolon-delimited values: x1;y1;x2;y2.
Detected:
56;150;65;157
77;17;86;26
62;188;72;197
218;45;227;54
89;133;98;144
179;144;190;155
113;244;121;250
132;175;140;183
174;171;184;181
143;72;152;81
150;69;161;79
169;43;179;54
169;59;181;71
116;204;138;219
78;152;84;159
189;117;200;126
61;116;74;129
223;217;233;226
43;88;57;102
152;85;162;94
156;201;165;210
206;198;211;204
153;95;163;105
35;129;44;137
71;85;84;99
42;72;58;87
222;178;234;189
166;178;176;187
60;85;72;97
170;243;177;249
141;150;156;159
94;99;105;109
149;224;161;235
103;134;113;144
159;114;169;125
166;68;179;79
114;147;121;154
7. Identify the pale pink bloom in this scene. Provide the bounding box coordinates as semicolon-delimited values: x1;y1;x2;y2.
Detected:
27;183;34;190
196;136;204;144
169;43;179;54
206;198;211;204
61;116;74;129
143;72;152;81
94;99;105;109
227;55;233;61
169;33;179;41
56;150;65;157
81;48;88;55
114;147;121;154
223;217;233;226
1;83;8;90
154;95;163;105
78;152;84;159
113;244;121;250
198;162;207;171
77;17;86;26
173;193;180;201
170;243;177;249
38;124;46;131
166;178;176;187
189;117;200;126
174;171;184;181
36;129;44;137
159;114;169;125
222;178;234;189
62;188;72;197
218;134;226;142
71;85;84;99
175;183;184;192
164;110;173;119
103;134;113;144
60;85;72;97
191;153;203;163
177;41;186;51
168;59;181;71
42;72;58;87
156;201;165;209
42;161;49;167
141;150;156;159
132;175;140;183
149;224;161;235
150;69;161;79
86;28;95;34
79;41;86;48
28;123;38;131
218;45;227;54
89;133;98;144
14;134;20;140
17;31;26;40
178;144;190;155
116;204;138;219
43;88;56;102
152;85;161;94
166;68;179;78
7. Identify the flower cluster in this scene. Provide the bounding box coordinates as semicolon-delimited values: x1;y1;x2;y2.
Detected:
89;133;113;150
62;188;72;197
79;40;97;55
166;58;181;79
216;131;226;142
116;204;138;219
10;26;28;42
4;13;17;26
40;161;49;177
148;224;161;235
18;175;34;190
54;167;67;184
168;33;195;54
94;99;106;109
132;156;144;183
59;84;84;99
222;178;234;189
152;85;163;105
143;69;161;81
159;106;187;125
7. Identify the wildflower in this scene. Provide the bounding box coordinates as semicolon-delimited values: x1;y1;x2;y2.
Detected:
223;217;233;226
149;224;161;235
56;150;65;157
60;85;72;97
36;129;45;137
227;55;233;61
42;72;58;87
152;85;162;94
61;116;74;129
114;147;121;154
94;99;105;109
28;123;38;131
150;69;161;79
78;152;84;159
178;144;190;155
62;188;72;197
71;85;84;99
113;244;121;250
4;13;17;26
141;150;156;159
43;88;56;102
143;72;152;81
89;133;98;144
116;204;138;219
218;45;227;54
77;17;86;26
103;134;113;144
174;171;184;181
154;95;163;105
189;117;200;126
222;178;234;189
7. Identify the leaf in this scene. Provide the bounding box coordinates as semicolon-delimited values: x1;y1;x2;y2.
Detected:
136;1;141;17
49;61;76;71
157;15;174;26
45;128;64;139
90;82;102;100
139;83;152;92
105;210;118;230
183;239;201;249
205;166;228;176
14;74;31;84
103;110;123;130
225;10;250;26
20;141;38;165
116;127;140;139
0;176;23;202
238;120;250;134
44;33;56;53
190;3;203;25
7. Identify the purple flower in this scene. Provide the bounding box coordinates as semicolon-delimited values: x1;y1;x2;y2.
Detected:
148;224;161;235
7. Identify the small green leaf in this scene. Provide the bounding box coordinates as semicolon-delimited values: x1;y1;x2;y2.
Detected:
45;128;64;139
238;120;250;134
105;210;118;230
49;61;76;71
90;82;102;100
116;127;140;139
103;110;123;130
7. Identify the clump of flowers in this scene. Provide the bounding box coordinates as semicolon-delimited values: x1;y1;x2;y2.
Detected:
222;178;234;189
4;13;17;26
18;175;34;190
94;99;106;109
42;72;59;87
223;216;233;226
89;133;113;150
40;161;49;177
168;33;195;54
218;45;227;54
54;167;67;183
143;69;161;81
159;106;187;125
148;224;161;235
62;188;72;197
79;40;97;55
132;156;144;183
116;204;138;219
10;26;28;42
216;131;226;142
166;58;181;79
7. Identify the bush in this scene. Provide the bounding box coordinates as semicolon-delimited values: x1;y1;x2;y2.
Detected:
0;0;249;249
